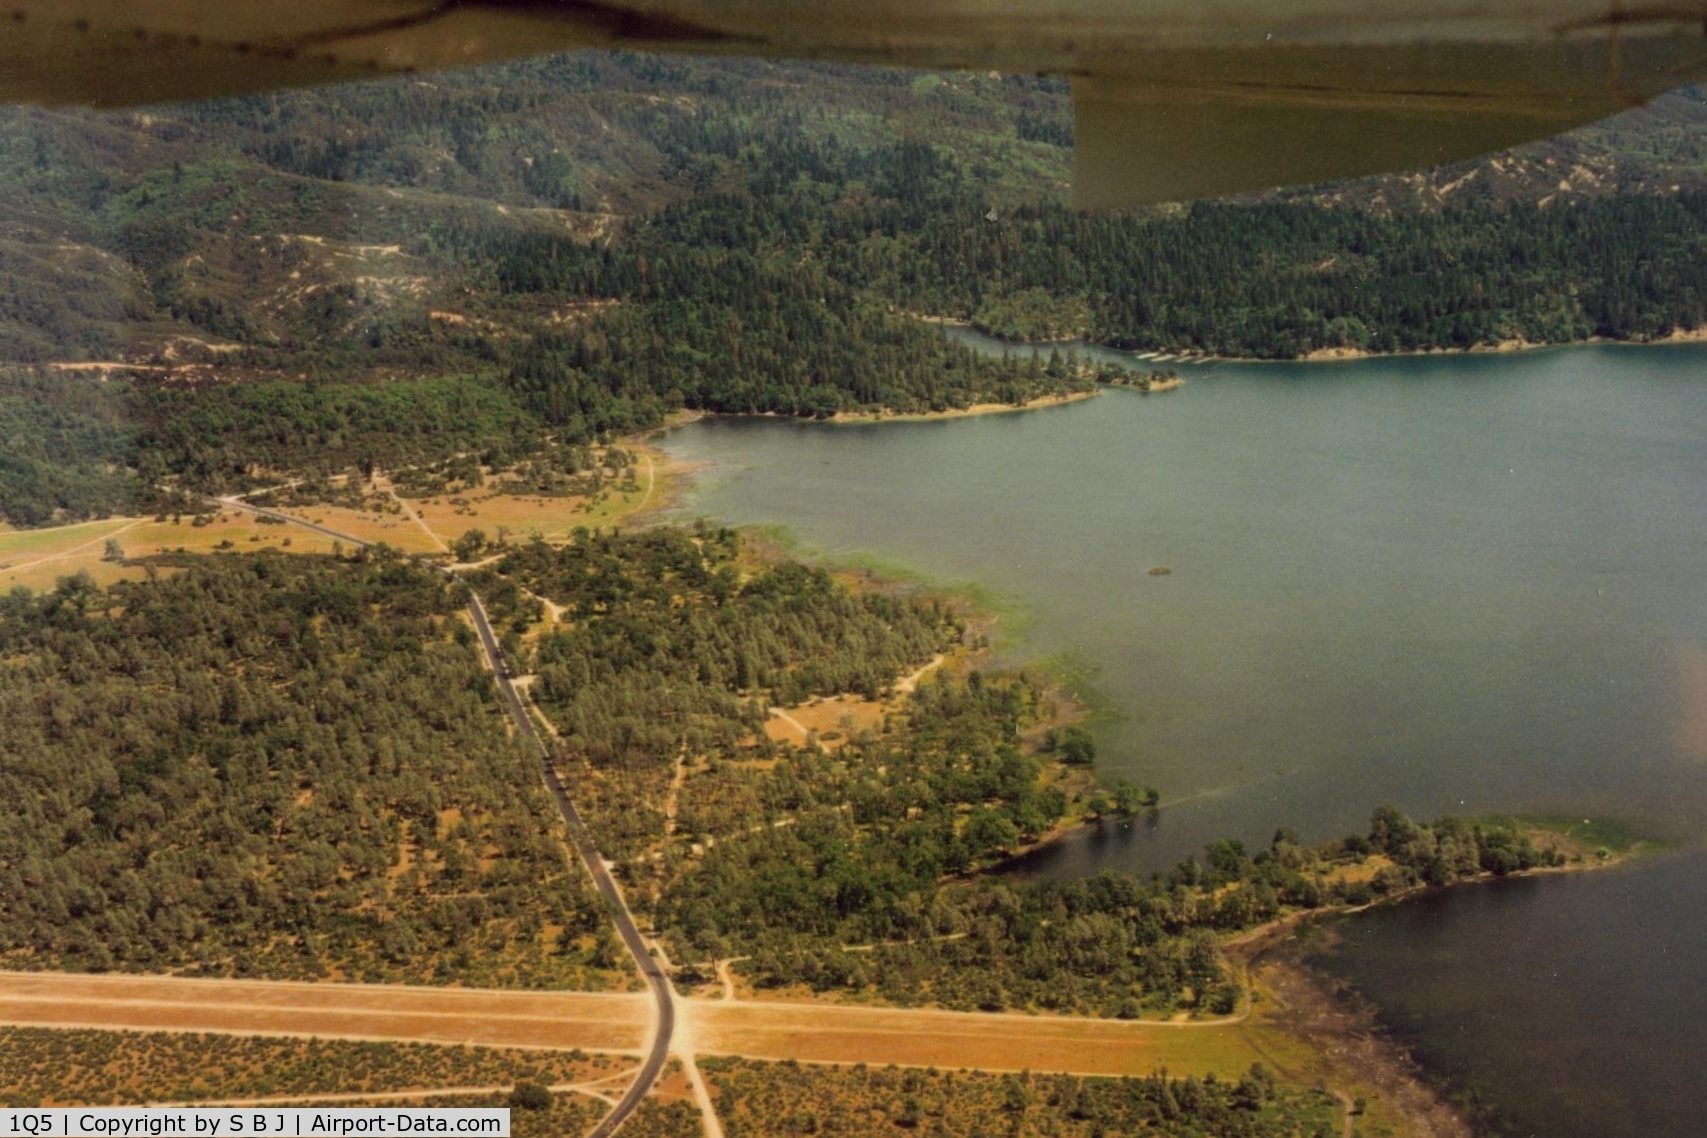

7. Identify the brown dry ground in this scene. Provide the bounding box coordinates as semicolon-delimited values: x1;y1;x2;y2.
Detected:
409;449;667;550
0;442;678;594
0;509;425;593
246;505;445;554
648;1060;697;1105
410;492;594;548
0;971;1333;1082
0;518;147;592
0;973;649;1055
762;694;887;750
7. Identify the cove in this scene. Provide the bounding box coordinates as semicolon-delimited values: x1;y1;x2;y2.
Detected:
658;340;1707;1136
663;341;1707;857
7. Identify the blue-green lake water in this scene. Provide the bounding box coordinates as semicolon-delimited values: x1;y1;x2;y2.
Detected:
659;339;1707;1136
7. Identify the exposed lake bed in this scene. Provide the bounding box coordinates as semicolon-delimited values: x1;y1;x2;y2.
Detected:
660;341;1707;1137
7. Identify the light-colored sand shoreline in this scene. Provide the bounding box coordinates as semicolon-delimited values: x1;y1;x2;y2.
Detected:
1137;331;1707;365
1290;325;1707;362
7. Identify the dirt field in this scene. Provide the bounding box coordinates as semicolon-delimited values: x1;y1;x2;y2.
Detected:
0;519;144;591
0;508;432;593
408;449;668;550
0;974;650;1055
0;443;681;595
761;653;946;748
226;504;445;554
763;694;887;749
410;493;586;549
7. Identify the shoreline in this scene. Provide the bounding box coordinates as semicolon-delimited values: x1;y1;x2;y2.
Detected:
828;388;1100;423
1139;332;1707;365
635;392;1101;440
1251;942;1474;1138
1278;325;1707;363
1126;328;1707;365
915;310;1707;364
1219;831;1655;1136
718;819;1652;1134
720;520;1107;869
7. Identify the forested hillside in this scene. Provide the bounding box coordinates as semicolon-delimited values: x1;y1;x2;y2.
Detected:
0;54;1703;526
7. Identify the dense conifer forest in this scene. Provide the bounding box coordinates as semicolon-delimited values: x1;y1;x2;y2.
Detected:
702;1057;1333;1138
461;134;1707;356
0;1028;617;1106
0;370;194;524
0;553;613;986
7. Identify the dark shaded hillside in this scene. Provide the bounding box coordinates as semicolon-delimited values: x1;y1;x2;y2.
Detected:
3;54;1704;370
0;56;1077;366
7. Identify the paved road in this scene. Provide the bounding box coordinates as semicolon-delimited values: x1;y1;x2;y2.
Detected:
464;592;675;1138
217;497;371;545
216;497;674;1138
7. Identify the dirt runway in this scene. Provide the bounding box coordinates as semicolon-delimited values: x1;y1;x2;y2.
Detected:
684;998;1267;1077
0;973;649;1054
0;973;1273;1078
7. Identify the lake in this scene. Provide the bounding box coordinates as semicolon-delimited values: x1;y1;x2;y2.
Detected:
659;339;1707;1137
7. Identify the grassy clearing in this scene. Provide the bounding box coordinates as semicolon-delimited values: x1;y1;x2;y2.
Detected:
235;506;445;553
1;513;352;592
412;492;587;548
1516;814;1655;858
1;557;143;594
0;517;136;563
